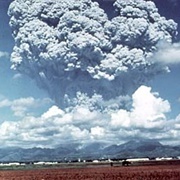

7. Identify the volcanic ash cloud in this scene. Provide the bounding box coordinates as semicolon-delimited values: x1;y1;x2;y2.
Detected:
8;0;177;109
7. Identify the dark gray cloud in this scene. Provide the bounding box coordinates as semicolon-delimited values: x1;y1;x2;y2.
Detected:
8;0;177;109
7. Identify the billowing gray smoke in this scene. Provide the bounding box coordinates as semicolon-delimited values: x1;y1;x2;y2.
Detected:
8;0;177;108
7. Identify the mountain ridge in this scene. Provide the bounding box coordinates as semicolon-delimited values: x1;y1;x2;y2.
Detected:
1;139;180;162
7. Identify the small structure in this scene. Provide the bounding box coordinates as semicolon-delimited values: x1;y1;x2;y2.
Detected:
34;161;45;165
122;160;131;166
126;158;149;162
155;157;173;161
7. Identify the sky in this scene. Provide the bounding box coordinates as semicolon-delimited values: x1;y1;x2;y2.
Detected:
0;0;180;148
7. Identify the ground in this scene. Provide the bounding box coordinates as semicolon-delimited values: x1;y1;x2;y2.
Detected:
0;161;180;179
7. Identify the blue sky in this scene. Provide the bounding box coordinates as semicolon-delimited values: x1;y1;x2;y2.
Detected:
150;0;180;118
0;0;180;148
0;0;53;122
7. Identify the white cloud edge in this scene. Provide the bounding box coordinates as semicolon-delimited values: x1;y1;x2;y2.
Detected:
153;42;180;65
0;51;9;59
0;96;52;117
0;85;179;148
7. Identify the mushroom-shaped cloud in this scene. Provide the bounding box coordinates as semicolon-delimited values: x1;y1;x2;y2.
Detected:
8;0;177;109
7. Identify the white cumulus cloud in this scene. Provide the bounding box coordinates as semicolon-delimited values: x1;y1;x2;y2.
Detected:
0;86;177;148
110;86;171;129
153;42;180;65
0;97;52;117
0;51;9;59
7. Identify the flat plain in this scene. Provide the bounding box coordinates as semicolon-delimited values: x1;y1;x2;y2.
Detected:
0;162;180;180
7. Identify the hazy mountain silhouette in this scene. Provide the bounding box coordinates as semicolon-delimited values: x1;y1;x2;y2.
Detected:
0;139;180;162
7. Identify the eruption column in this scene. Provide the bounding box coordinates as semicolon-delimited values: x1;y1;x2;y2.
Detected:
8;0;177;109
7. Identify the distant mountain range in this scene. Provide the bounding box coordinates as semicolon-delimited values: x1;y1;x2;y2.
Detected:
1;139;180;162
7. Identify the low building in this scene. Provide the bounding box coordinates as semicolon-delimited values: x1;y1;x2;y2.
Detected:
155;157;173;161
126;158;149;162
